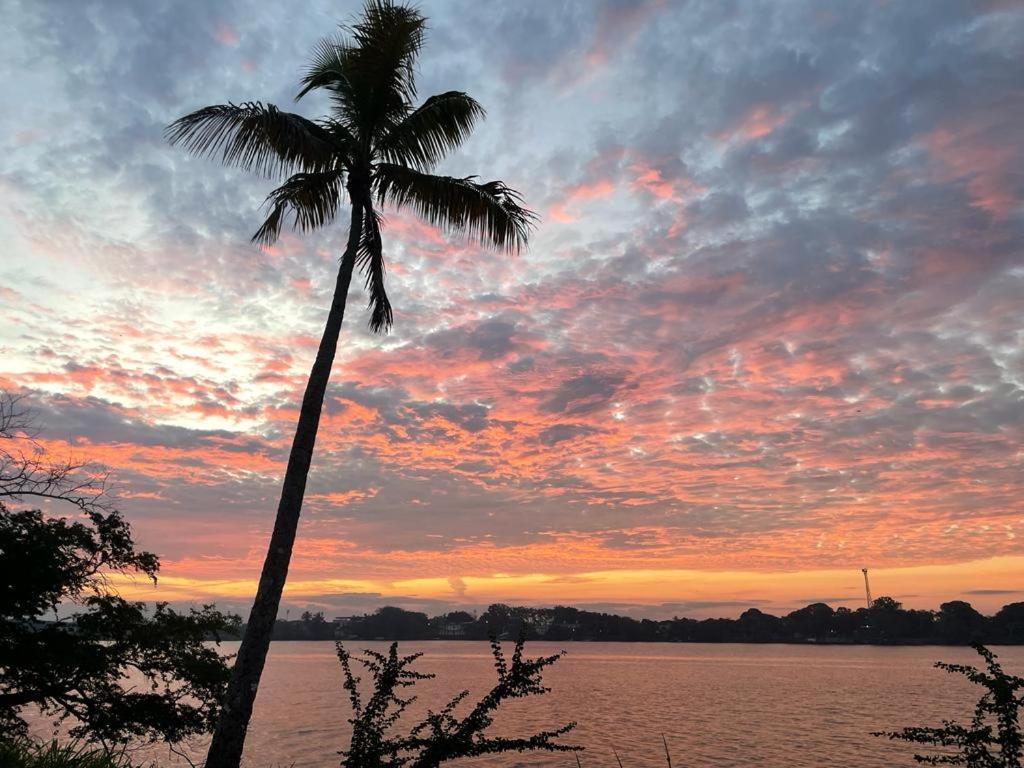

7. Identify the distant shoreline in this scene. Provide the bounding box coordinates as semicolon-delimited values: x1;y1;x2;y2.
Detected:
249;638;1022;646
231;600;1024;646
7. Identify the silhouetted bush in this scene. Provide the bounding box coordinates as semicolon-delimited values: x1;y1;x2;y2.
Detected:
336;635;579;767
874;645;1023;766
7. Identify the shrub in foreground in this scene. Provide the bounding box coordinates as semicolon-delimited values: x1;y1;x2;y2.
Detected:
875;644;1023;767
337;635;579;767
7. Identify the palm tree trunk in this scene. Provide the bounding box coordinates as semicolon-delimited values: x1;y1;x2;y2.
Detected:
204;203;364;768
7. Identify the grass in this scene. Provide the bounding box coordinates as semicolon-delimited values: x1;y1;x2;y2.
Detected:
0;740;132;768
576;735;676;767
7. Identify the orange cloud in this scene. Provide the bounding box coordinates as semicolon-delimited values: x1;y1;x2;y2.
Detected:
715;104;788;143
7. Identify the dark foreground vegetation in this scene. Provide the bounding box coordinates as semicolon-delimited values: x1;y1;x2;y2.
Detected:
336;635;577;767
876;644;1023;767
0;740;130;768
259;598;1024;645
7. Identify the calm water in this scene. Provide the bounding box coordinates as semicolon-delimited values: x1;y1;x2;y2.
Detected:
33;641;1024;767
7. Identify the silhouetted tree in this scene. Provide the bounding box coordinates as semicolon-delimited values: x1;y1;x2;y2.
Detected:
336;636;578;767
993;604;1024;645
479;604;518;638
736;608;784;642
785;602;835;640
0;394;238;746
875;645;1023;767
832;606;860;636
341;602;1024;645
352;607;431;640
166;2;533;765
873;596;904;611
868;597;935;642
937;602;989;645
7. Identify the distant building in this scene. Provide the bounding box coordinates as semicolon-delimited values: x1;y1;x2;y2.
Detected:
438;620;475;638
333;616;357;639
527;614;554;635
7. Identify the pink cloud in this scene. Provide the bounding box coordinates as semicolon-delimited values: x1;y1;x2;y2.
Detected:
547;179;615;223
926;121;1020;218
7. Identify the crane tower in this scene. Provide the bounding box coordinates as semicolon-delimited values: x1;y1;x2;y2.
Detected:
861;568;872;608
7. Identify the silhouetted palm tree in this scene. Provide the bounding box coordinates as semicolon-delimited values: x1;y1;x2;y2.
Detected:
166;3;533;766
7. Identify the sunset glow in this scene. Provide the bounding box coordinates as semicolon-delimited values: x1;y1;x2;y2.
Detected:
2;0;1022;620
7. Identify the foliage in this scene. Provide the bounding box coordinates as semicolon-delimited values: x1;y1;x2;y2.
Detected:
166;0;535;335
336;635;578;767
874;645;1023;767
349;606;431;640
0;739;132;768
0;393;239;746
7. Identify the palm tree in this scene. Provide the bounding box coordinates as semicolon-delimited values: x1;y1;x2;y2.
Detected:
166;3;533;766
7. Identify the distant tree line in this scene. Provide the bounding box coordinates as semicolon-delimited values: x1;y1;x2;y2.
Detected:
257;598;1024;645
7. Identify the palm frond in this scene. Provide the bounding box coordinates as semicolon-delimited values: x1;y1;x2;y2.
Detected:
297;35;356;102
376;91;484;170
165;102;339;176
356;204;393;333
322;118;360;154
299;2;426;142
375;164;536;252
252;170;346;245
349;0;425;104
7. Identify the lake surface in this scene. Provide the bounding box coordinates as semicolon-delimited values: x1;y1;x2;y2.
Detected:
33;641;1024;767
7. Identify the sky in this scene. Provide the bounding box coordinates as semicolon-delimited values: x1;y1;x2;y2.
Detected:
1;0;1022;620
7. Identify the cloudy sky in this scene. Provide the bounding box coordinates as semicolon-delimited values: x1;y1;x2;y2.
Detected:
2;0;1022;619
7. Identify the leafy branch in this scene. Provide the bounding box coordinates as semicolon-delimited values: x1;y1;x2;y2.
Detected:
337;634;579;768
875;645;1024;767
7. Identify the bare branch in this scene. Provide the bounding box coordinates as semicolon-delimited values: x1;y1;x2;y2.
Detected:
0;391;36;440
0;390;113;514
